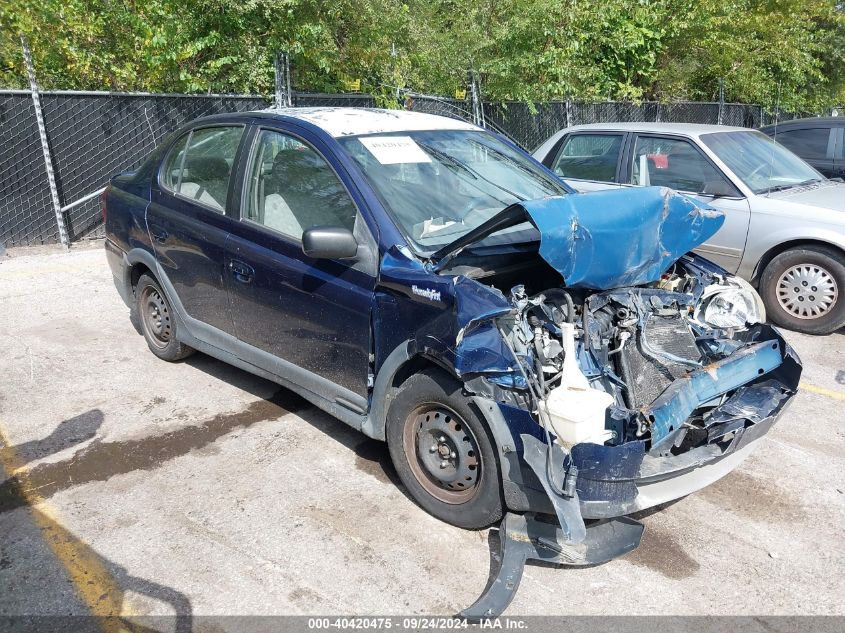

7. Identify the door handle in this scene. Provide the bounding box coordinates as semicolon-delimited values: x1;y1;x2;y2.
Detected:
229;260;254;284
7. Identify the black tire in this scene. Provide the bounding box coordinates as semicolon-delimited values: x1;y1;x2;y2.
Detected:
386;370;503;529
760;245;845;335
135;273;194;361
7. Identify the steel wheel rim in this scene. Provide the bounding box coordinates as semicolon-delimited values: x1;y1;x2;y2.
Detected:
402;405;481;504
776;264;838;320
139;286;172;349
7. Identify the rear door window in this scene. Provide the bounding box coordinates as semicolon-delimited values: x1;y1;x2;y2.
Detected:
630;135;732;194
161;126;244;212
775;128;833;160
551;133;624;182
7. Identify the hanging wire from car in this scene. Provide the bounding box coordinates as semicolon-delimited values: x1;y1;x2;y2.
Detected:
496;324;570;497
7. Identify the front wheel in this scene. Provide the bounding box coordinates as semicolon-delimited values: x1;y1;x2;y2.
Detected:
386;370;503;529
760;246;845;335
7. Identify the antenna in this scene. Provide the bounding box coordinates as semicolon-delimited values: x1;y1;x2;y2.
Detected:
766;82;781;193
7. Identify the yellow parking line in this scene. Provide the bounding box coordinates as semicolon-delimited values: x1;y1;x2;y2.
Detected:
799;382;845;402
0;424;132;629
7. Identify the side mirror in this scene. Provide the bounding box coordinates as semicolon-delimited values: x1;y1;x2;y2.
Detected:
302;226;358;260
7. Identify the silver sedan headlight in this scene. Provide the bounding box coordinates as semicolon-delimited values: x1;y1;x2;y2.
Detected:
696;276;766;330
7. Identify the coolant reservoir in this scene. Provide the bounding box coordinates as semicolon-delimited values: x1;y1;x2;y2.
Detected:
542;323;614;447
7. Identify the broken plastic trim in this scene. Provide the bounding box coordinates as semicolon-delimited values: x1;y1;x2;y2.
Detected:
459;512;643;620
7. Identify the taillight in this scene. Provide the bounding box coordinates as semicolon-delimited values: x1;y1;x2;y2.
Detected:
100;188;108;224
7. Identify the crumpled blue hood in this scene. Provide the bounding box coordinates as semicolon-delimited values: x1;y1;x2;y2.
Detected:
522;187;725;289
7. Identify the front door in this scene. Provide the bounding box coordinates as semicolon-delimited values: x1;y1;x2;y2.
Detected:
626;134;751;273
148;124;244;333
225;126;376;401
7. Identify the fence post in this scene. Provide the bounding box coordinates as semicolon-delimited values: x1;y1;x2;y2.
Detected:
565;100;571;128
717;78;725;125
20;36;68;248
469;70;485;127
274;51;292;108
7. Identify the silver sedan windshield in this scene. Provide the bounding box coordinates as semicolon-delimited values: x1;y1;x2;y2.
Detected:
700;130;822;194
339;130;567;251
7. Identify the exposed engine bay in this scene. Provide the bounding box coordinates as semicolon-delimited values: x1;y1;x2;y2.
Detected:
468;254;773;455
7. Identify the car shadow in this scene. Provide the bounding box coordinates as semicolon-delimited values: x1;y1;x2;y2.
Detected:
1;352;413;515
1;501;193;632
183;353;412;502
1;429;193;631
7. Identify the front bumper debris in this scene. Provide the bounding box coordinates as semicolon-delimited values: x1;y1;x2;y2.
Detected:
459;512;643;620
457;330;799;619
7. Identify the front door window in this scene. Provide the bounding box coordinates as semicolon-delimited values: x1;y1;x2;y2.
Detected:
243;130;358;239
631;136;731;195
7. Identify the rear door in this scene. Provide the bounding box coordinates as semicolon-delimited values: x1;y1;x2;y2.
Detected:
224;124;377;405
148;124;245;334
774;127;836;177
542;132;625;192
624;133;750;273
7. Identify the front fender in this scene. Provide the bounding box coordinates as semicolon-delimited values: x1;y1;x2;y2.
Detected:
739;221;845;280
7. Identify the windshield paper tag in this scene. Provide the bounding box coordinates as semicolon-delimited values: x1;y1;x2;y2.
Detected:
360;136;431;164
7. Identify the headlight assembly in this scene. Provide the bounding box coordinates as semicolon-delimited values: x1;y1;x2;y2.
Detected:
697;277;766;330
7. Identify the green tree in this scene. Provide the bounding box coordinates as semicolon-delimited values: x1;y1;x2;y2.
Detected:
1;0;843;110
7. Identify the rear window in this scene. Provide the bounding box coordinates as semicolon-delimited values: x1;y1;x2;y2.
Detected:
551;133;623;182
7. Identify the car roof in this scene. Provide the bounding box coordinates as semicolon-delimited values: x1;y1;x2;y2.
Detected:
760;116;845;131
559;122;751;137
247;107;481;138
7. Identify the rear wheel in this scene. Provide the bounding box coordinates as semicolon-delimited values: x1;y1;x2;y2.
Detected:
386;370;503;529
135;273;194;361
760;246;845;335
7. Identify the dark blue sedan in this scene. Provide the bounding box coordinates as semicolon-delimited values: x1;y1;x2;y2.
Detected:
103;108;800;616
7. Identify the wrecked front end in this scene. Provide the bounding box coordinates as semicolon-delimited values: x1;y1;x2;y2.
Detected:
431;188;802;616
487;272;800;521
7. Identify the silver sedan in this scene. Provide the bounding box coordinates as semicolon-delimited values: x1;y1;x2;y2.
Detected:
533;123;845;334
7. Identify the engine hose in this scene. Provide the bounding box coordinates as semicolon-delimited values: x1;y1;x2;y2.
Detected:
562;291;576;324
528;315;544;356
534;356;546;394
581;304;590;353
541;288;577;324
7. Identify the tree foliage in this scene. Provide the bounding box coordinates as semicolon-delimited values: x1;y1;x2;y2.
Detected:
1;0;842;109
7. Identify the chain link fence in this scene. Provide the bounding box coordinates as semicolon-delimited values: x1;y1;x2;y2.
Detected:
1;91;269;247
0;92;60;246
0;89;838;247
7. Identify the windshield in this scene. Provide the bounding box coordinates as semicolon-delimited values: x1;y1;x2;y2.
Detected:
700;130;822;194
338;129;567;251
